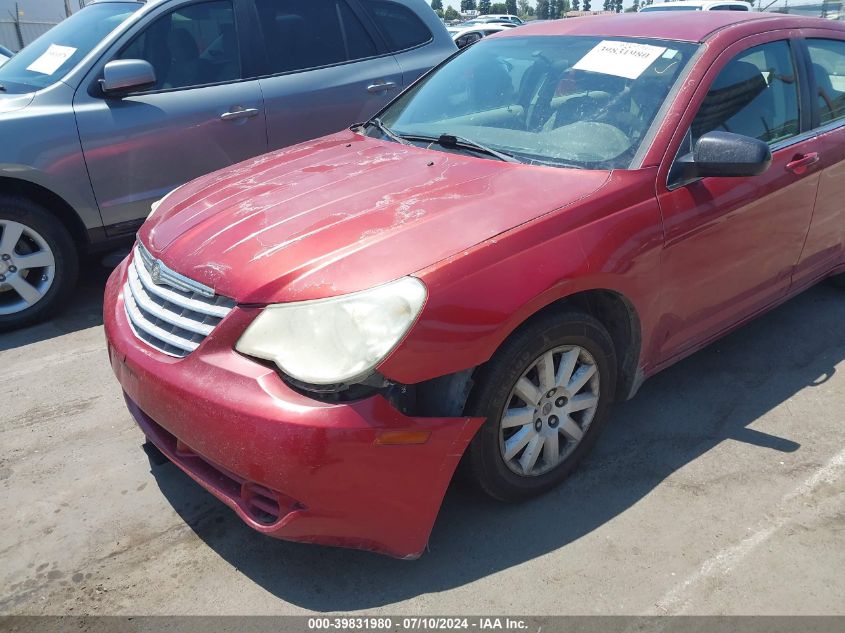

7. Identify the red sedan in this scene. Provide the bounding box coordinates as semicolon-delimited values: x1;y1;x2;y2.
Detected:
105;12;845;558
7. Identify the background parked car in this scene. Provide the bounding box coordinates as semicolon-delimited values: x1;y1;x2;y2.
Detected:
639;1;751;11
461;14;524;25
0;0;455;331
448;23;512;48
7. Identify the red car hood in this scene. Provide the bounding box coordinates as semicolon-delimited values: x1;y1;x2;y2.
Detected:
141;130;610;304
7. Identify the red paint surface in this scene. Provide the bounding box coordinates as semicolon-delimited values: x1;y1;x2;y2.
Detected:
108;14;845;556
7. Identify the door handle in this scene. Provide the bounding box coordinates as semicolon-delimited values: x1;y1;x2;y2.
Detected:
786;152;820;175
367;81;398;94
220;107;260;121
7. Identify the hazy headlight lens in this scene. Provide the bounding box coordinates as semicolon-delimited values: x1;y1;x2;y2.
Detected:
235;277;427;385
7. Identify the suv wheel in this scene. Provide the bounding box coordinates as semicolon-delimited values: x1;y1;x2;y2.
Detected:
0;197;78;331
463;311;617;501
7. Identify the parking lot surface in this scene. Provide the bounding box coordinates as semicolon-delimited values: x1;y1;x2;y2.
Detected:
1;261;843;615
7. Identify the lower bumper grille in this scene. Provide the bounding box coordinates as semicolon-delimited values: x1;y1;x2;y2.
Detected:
123;245;235;357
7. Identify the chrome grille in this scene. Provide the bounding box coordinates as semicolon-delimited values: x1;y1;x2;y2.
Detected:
123;245;235;357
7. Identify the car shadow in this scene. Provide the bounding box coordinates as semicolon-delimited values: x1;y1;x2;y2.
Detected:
0;253;121;352
146;283;844;611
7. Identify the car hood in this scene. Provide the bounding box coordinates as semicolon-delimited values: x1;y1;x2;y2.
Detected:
141;130;610;304
0;92;34;114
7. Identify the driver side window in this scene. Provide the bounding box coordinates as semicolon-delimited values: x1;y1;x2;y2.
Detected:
119;0;240;91
680;40;799;156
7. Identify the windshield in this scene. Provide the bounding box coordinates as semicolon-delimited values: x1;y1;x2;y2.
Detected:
0;3;139;94
375;36;698;169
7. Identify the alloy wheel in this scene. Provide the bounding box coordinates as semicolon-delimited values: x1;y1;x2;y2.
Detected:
0;220;56;316
498;345;600;477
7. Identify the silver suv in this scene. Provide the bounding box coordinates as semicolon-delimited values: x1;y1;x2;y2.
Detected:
0;0;454;330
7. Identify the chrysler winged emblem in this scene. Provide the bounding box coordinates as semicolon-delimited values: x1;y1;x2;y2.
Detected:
150;262;163;286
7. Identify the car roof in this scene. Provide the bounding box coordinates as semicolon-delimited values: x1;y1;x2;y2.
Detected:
496;12;843;44
644;0;750;7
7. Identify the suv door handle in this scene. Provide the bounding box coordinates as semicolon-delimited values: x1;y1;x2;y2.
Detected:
367;81;398;94
220;107;259;121
786;152;820;175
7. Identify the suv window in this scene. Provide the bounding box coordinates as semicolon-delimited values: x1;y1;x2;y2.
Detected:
119;0;239;90
360;0;432;53
253;0;377;74
690;41;799;145
806;38;845;126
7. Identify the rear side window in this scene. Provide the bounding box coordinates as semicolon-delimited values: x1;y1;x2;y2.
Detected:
360;0;432;53
691;40;799;145
806;38;845;126
253;0;377;75
119;0;239;90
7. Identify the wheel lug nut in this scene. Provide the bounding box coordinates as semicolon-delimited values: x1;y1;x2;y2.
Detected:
1;254;9;261
548;415;559;428
534;419;543;432
41;275;48;282
546;389;556;398
0;275;5;282
556;397;568;407
7;266;16;273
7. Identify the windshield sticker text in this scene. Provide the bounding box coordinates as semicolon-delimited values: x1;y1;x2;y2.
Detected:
26;44;77;75
573;40;667;80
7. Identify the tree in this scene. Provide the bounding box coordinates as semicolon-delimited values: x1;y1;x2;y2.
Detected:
536;0;550;18
479;0;491;13
572;0;580;10
430;0;443;10
603;0;611;9
445;5;461;19
517;0;532;15
506;0;518;14
614;0;623;11
461;0;477;11
491;2;508;11
583;0;591;10
560;0;571;14
631;0;640;10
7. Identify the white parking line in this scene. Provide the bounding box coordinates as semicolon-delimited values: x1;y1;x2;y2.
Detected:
650;447;845;615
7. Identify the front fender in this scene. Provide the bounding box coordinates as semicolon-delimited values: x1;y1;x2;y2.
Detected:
379;169;664;385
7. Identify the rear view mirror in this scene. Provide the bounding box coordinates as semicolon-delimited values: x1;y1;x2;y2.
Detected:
693;131;772;177
673;131;772;184
101;59;156;95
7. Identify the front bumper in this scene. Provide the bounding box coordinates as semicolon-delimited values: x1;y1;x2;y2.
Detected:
104;258;484;558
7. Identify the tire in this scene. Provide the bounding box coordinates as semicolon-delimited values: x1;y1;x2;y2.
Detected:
463;310;617;502
0;196;78;332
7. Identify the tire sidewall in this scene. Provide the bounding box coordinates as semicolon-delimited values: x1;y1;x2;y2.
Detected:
0;198;78;331
465;312;617;501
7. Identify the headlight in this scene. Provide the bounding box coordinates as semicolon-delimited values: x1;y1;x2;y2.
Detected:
148;186;180;219
235;277;427;386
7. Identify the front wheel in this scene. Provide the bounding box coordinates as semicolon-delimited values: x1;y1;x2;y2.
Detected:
0;197;78;331
463;311;617;502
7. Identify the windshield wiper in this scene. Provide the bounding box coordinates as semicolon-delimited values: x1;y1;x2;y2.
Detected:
436;134;524;164
365;121;523;164
366;117;413;146
400;133;523;164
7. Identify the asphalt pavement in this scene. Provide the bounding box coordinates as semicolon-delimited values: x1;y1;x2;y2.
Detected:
1;260;843;615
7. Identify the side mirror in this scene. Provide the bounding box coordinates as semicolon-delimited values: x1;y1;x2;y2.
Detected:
675;131;772;182
100;59;156;95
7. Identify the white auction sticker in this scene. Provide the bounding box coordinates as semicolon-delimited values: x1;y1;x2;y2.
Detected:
26;44;77;75
573;40;667;80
